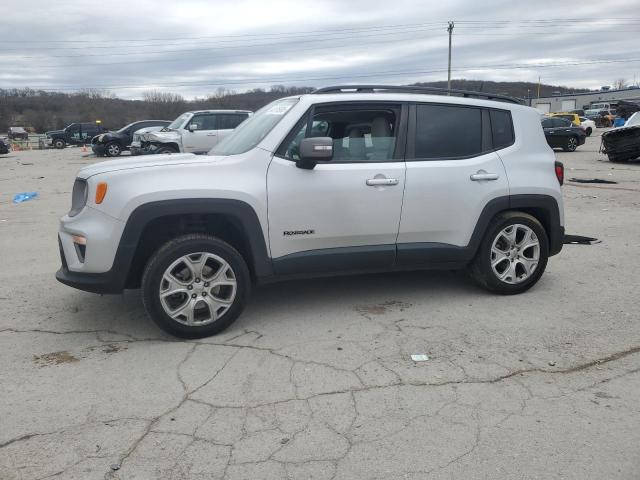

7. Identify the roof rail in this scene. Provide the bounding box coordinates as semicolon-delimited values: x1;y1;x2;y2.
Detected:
312;85;524;105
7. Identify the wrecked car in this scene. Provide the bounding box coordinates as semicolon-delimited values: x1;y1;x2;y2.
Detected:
601;123;640;163
138;110;251;154
91;120;170;157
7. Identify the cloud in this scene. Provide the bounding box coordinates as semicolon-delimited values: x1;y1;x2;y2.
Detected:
1;0;639;98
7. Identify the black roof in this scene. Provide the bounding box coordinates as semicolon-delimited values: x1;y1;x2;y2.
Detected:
312;85;523;105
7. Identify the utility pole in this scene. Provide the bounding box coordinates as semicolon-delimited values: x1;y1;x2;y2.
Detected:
537;76;541;98
447;21;454;93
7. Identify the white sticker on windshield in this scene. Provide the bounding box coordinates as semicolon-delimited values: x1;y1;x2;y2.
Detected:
266;103;293;115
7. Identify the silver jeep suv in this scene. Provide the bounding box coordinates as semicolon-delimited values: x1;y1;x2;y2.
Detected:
57;85;564;338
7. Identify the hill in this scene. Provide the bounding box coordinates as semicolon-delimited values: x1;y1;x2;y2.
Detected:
0;81;592;133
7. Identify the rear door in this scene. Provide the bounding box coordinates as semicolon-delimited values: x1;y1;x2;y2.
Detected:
396;103;510;265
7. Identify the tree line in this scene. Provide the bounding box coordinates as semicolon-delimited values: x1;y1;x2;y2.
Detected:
0;81;588;133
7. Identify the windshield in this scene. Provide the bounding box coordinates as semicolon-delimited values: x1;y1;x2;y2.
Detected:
585;109;600;116
210;97;299;156
167;113;191;130
626;113;640;127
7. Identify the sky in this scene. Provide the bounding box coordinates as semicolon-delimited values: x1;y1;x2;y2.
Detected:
1;0;639;99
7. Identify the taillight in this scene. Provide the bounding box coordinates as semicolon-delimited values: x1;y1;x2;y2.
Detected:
555;161;564;186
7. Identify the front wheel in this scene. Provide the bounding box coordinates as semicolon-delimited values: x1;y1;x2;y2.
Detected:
470;212;549;295
53;139;66;149
585;127;592;136
155;146;178;154
142;234;251;338
105;141;122;157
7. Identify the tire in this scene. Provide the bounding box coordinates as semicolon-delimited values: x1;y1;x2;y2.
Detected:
155;146;178;154
562;136;578;152
608;155;631;163
585;127;592;136
142;234;251;338
470;212;549;295
105;141;122;157
53;139;66;149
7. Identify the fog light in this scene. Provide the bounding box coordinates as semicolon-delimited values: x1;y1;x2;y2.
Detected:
71;234;86;245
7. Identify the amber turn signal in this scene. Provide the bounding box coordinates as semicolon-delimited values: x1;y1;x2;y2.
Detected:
95;182;108;204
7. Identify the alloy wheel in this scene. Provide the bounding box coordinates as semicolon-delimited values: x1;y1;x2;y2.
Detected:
107;143;120;156
567;137;577;151
159;252;237;326
490;224;540;285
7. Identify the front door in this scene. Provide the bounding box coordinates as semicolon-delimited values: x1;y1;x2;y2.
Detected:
397;103;510;265
267;102;408;275
183;114;218;153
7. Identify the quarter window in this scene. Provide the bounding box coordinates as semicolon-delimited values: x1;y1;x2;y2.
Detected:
490;110;514;149
414;104;482;158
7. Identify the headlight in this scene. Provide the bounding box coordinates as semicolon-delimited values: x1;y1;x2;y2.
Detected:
69;178;88;217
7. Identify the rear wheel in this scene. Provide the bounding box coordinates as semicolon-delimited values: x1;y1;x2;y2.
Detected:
105;141;122;157
470;212;549;295
562;136;578;152
142;234;250;338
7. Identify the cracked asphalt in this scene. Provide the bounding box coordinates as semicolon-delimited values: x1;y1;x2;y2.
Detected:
1;132;640;479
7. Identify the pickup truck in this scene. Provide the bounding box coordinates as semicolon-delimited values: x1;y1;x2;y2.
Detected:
46;123;108;149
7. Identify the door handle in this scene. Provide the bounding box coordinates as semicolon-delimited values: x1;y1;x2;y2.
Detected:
470;171;499;181
366;178;399;186
206;133;217;136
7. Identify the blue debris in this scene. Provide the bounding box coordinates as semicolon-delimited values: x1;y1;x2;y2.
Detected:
12;192;38;203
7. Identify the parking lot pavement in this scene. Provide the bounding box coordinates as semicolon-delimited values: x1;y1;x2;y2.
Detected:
1;136;639;479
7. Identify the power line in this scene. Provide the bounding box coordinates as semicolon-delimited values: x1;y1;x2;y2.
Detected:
10;58;640;92
10;27;447;59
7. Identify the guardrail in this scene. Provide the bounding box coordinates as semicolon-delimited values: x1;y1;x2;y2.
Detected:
5;135;48;150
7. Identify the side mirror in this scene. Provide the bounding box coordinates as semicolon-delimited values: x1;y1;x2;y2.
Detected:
297;137;333;169
188;124;199;132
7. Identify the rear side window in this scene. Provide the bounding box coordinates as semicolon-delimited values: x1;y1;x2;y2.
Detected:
415;104;482;158
489;110;514;149
218;114;248;130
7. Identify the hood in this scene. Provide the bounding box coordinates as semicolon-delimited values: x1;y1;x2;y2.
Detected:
139;129;181;143
46;129;64;136
133;126;165;135
93;131;124;144
77;153;220;179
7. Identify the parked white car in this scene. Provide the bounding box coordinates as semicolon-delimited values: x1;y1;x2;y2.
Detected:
578;116;596;136
138;110;252;154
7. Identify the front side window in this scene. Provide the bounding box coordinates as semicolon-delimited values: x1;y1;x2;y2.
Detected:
211;97;299;156
541;118;553;129
280;106;398;162
414;104;481;159
188;114;217;131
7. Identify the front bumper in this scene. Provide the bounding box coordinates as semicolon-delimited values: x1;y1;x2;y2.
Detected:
91;143;107;156
56;236;123;294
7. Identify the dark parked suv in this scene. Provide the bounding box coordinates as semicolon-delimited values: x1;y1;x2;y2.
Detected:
91;120;171;157
541;117;586;152
46;123;108;149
